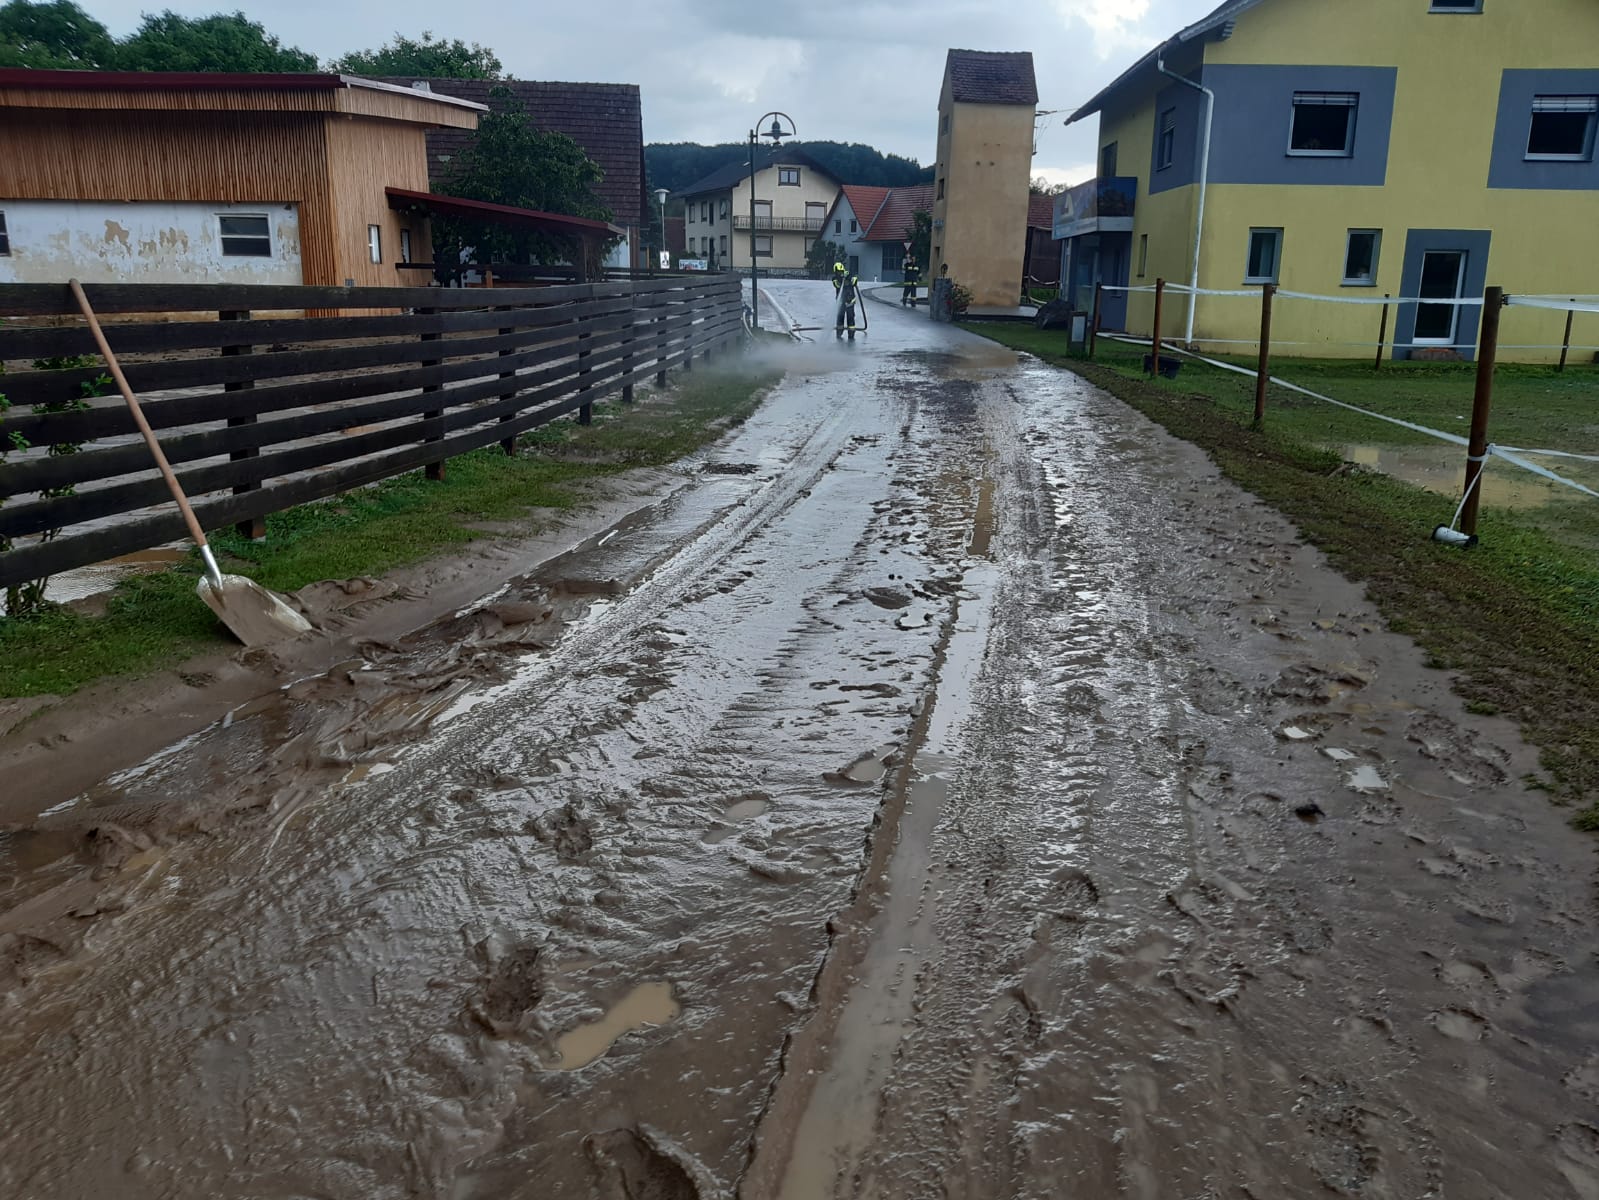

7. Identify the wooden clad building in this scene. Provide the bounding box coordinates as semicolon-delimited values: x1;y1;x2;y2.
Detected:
0;69;485;289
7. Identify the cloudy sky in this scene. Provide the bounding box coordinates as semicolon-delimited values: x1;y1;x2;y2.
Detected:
85;0;1222;187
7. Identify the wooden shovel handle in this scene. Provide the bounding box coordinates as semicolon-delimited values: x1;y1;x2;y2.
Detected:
69;279;212;553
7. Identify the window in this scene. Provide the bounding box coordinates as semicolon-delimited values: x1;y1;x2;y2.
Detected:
219;214;271;257
835;219;842;234
701;201;709;221
754;235;773;258
882;243;904;272
720;199;730;220
939;113;950;135
1137;233;1148;277
937;177;946;200
0;211;9;256
400;228;412;264
1100;141;1118;178
849;219;858;234
687;204;694;224
806;201;826;227
753;200;772;227
1157;108;1177;170
1342;229;1381;285
720;235;727;255
1527;96;1599;161
778;167;800;186
1245;228;1283;283
367;224;382;264
1289;93;1358;156
804;237;816;254
1429;0;1482;9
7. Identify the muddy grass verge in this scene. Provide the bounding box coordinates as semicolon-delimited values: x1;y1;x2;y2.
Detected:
0;361;781;700
968;325;1599;827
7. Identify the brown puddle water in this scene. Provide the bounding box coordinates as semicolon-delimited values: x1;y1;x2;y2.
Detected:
546;982;681;1071
1333;440;1599;508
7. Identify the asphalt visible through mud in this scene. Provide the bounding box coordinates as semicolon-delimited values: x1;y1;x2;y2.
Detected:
2;282;1597;1199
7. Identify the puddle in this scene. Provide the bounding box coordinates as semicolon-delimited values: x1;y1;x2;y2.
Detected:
825;744;897;786
724;797;770;821
546;982;679;1071
968;473;996;558
1321;747;1357;762
0;546;186;613
1331;441;1599;510
342;762;395;785
1347;765;1390;792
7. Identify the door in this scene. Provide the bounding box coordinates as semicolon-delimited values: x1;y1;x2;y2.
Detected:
1414;250;1466;345
848;255;859;276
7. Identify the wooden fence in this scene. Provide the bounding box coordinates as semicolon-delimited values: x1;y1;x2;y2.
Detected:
0;275;744;589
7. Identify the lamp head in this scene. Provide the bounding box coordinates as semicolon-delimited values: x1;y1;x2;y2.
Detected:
654;187;669;206
766;117;786;143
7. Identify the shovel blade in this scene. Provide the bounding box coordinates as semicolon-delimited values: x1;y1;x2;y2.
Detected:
198;574;312;647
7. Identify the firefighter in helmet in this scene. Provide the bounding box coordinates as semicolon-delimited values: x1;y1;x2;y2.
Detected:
901;251;919;307
832;262;847;295
835;268;861;339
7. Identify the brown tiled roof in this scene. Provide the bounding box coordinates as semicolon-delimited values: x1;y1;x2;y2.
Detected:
838;185;891;228
379;78;644;228
861;183;936;243
1028;194;1056;230
945;50;1038;106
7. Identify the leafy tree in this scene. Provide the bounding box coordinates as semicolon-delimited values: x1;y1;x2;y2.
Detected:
905;210;932;277
115;10;317;72
330;32;502;79
0;0;115;68
1030;176;1069;196
434;87;614;281
805;238;846;281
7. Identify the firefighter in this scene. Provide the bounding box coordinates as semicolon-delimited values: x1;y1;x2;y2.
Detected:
901;253;919;307
835;269;861;339
832;262;847;295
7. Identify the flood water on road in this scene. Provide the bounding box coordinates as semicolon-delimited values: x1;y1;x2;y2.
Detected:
2;282;1596;1200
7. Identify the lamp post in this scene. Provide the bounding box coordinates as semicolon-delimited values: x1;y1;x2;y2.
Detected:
654;187;668;273
747;111;795;330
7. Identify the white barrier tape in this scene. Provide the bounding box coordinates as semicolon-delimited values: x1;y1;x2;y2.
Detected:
1507;296;1599;315
1450;452;1490;531
1106;333;1599;498
1278;290;1484;307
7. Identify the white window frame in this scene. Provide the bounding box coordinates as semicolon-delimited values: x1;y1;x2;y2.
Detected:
1157;108;1177;170
1244;227;1283;284
400;228;413;264
720;234;727;256
367;224;382;265
753;234;773;258
1413;250;1468;345
849;219;858;234
1288;93;1358;157
1342;229;1381;286
777;166;800;186
687;203;694;224
218;213;272;258
1526;95;1599;162
0;210;9;256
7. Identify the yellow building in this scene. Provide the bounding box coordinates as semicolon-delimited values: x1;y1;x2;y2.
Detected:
1060;0;1599;362
931;50;1038;309
678;149;840;274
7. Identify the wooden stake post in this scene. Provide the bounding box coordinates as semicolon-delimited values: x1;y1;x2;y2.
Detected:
1459;286;1504;538
1253;283;1275;429
1151;278;1165;377
1374;294;1391;370
1089;283;1102;359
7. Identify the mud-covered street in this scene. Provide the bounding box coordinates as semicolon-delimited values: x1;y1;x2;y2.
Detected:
3;281;1597;1200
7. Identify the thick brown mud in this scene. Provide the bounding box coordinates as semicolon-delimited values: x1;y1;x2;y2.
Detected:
1;282;1595;1200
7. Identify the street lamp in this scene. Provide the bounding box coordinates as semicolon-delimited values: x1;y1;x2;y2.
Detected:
747;111;795;330
654;186;668;273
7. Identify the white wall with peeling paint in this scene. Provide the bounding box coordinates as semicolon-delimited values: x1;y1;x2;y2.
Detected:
0;201;303;285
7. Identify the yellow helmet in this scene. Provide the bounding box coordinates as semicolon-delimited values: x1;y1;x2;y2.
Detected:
833;263;844;273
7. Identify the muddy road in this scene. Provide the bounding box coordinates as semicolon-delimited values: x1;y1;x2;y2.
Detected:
2;282;1596;1200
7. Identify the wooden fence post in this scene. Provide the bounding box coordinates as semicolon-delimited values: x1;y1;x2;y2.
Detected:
419;308;445;481
655;291;669;388
1374;294;1391;370
576;298;594;425
621;288;637;404
1253;283;1275;430
1089;283;1102;359
1559;301;1575;373
1459;286;1505;538
498;304;518;454
1150;278;1165;377
221;309;264;539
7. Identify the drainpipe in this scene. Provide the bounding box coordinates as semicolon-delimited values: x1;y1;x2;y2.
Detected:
1156;51;1214;345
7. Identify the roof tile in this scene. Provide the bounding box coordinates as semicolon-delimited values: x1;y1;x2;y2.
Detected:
945;50;1038;106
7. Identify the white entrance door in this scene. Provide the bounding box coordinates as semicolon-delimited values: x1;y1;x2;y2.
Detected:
1414;250;1466;345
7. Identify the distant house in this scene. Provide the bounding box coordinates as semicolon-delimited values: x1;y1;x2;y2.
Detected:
819;184;936;282
677;149;841;274
1061;0;1599;360
1025;194;1061;287
0;69;484;288
931;50;1039;307
381;78;648;271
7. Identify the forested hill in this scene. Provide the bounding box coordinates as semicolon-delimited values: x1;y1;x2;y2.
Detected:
646;141;934;193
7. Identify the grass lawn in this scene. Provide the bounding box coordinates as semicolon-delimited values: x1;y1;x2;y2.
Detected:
0;361;780;699
964;322;1599;827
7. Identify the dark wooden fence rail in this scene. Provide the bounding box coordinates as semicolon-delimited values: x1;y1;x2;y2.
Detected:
0;276;745;588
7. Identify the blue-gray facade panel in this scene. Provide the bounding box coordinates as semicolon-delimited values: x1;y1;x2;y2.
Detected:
1488;69;1599;190
1393;228;1492;360
1205;64;1398;188
1148;78;1208;195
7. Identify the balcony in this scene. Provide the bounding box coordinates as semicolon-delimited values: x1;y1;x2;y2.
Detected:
1052;176;1137;240
731;215;826;233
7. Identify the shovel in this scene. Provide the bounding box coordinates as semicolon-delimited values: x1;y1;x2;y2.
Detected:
69;279;312;647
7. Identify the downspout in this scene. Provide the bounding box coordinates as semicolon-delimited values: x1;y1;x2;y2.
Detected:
1156;50;1214;345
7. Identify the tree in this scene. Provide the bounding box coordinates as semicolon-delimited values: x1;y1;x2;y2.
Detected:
331;32;502;79
1030;176;1069;196
434;87;614;281
805;238;846;280
905;210;931;277
115;10;317;72
0;0;115;68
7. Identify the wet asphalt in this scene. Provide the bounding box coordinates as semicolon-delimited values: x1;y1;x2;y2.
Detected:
2;281;1597;1200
